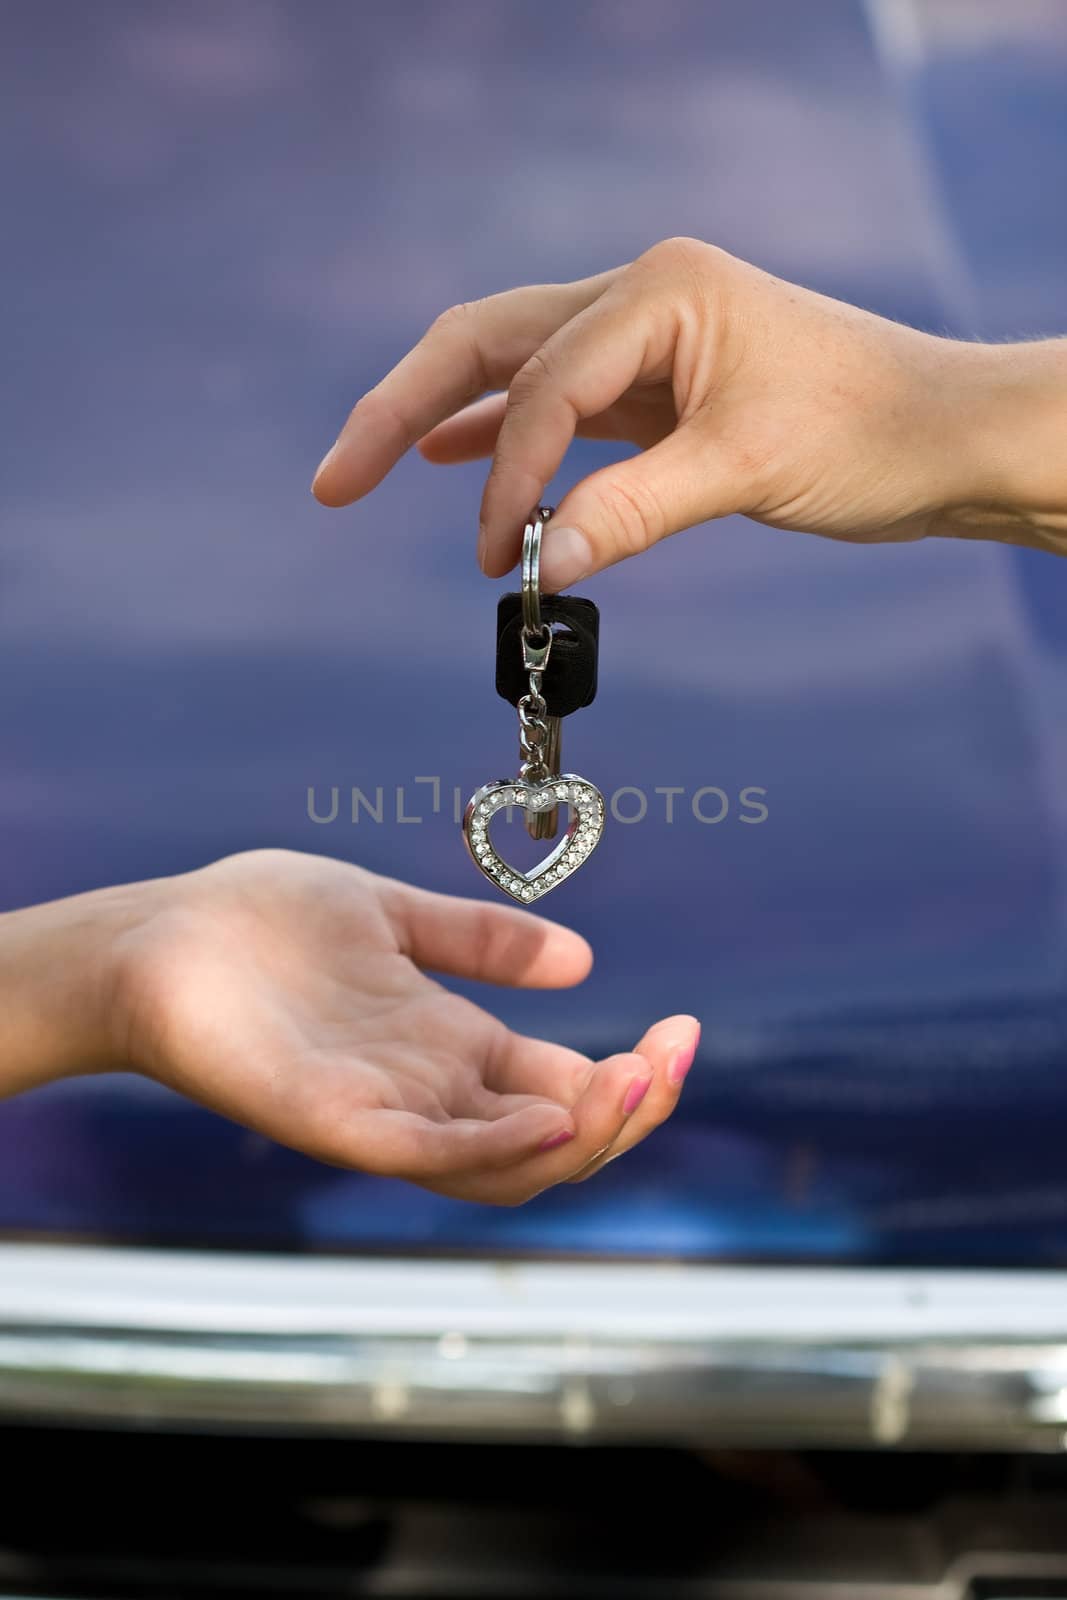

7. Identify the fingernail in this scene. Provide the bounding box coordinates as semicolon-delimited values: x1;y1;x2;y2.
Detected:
668;1044;696;1087
477;523;488;572
540;526;592;591
539;1127;575;1152
622;1075;652;1116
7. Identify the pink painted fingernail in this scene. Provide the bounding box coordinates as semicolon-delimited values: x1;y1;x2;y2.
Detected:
622;1075;652;1115
540;1127;575;1152
668;1044;696;1087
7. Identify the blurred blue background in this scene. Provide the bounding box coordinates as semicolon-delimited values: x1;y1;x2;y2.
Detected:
4;0;1067;1262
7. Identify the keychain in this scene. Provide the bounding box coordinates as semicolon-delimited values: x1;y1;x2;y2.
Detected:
463;506;605;902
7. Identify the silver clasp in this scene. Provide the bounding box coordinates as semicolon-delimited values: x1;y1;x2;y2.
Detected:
520;505;553;671
521;627;552;673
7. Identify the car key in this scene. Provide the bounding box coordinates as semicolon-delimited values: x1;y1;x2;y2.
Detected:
463;507;602;903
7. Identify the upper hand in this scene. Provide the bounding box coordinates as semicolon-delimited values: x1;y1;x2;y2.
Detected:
311;235;1008;586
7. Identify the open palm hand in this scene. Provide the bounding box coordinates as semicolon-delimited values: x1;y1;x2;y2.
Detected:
118;850;698;1204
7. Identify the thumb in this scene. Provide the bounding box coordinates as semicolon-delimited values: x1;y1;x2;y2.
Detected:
539;425;738;590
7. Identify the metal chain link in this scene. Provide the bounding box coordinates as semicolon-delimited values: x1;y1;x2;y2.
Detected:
518;513;560;813
518;668;551;779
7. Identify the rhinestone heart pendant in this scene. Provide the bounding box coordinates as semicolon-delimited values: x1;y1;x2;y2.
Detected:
463;506;604;902
463;775;605;902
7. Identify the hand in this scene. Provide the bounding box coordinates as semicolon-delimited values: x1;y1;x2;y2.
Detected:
0;851;698;1204
312;235;1067;582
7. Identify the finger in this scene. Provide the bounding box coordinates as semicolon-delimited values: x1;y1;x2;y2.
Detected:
418;393;509;463
487;1029;595;1107
380;876;593;990
457;1050;656;1205
322;1051;646;1196
311;272;618;509
477;289;670;576
567;1014;700;1182
328;1100;572;1181
418;392;645;466
326;1045;663;1204
539;424;737;591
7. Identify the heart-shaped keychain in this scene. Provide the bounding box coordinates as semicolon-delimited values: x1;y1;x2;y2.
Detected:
464;774;605;903
462;508;605;901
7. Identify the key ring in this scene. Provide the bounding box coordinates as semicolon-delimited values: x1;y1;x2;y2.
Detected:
461;503;605;903
521;506;553;672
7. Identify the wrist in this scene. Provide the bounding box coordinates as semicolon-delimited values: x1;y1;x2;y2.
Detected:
934;338;1067;553
0;878;162;1096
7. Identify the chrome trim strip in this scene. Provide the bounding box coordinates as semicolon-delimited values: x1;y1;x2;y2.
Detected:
3;1244;1067;1446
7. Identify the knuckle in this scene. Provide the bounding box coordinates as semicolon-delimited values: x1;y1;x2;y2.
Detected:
429;300;475;338
357;382;417;450
639;235;708;275
507;348;552;408
425;299;488;400
598;472;665;554
634;236;725;312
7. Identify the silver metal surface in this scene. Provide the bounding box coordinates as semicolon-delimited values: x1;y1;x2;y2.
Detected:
4;1245;1067;1448
527;714;562;837
519;624;552;675
461;774;604;901
520;504;552;641
519;504;560;836
517;675;549;773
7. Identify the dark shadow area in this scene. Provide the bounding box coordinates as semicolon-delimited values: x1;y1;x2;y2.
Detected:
4;1425;1067;1596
